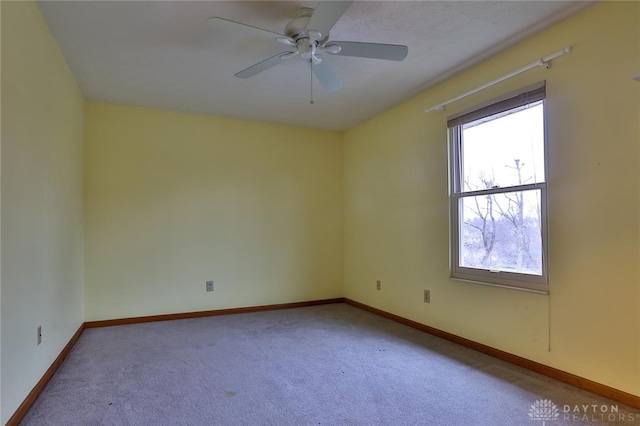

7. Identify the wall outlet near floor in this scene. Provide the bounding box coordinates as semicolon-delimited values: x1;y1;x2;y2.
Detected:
376;280;381;291
37;325;42;345
424;290;431;303
206;280;214;292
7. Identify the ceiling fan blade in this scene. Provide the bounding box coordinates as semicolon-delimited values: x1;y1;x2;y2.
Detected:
311;59;342;93
306;1;353;39
235;52;296;79
206;17;293;43
327;41;408;61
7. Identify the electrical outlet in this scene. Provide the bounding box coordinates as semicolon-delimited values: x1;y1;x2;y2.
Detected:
206;281;214;292
424;290;430;303
376;280;381;291
37;326;42;345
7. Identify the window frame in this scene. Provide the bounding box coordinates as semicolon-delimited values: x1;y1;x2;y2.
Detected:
448;83;549;294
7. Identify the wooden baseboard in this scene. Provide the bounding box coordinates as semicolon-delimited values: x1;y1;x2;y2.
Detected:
84;297;345;328
9;296;637;425
7;297;343;425
344;298;640;410
6;323;85;426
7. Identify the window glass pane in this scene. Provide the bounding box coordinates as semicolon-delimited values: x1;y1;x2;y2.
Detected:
461;101;544;192
459;189;542;275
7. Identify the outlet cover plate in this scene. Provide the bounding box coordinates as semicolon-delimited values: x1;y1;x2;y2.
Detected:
206;281;214;292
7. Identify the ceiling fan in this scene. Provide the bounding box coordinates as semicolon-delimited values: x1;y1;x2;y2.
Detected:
206;1;408;93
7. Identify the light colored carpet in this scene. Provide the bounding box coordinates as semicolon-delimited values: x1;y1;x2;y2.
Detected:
20;303;640;425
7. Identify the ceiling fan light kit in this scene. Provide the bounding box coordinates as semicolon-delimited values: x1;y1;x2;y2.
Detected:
206;1;408;95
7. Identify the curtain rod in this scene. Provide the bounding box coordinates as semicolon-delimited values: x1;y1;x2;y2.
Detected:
424;46;572;113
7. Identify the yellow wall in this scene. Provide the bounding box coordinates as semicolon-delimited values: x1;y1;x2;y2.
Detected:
1;1;85;423
84;103;343;321
344;1;640;396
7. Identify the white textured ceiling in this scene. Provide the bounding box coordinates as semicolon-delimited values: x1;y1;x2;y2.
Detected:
37;1;593;131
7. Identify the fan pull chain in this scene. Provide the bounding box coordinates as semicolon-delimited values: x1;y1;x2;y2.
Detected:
309;59;314;105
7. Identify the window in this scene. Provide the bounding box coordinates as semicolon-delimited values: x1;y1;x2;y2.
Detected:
448;83;548;293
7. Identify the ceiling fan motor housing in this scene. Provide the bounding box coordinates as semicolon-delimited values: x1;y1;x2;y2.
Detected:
297;39;314;59
284;8;324;63
284;8;314;40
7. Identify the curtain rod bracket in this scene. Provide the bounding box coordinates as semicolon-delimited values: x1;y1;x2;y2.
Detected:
425;46;572;113
537;59;550;69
